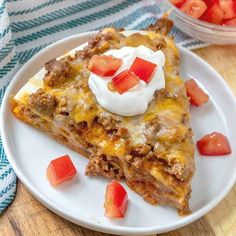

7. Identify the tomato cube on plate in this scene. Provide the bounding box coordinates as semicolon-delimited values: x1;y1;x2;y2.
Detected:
111;70;139;94
47;155;77;185
180;0;207;19
104;180;128;218
197;132;231;156
200;3;224;24
88;55;122;77
129;57;157;83
185;79;209;106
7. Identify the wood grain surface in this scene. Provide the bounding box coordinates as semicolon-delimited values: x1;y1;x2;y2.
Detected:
1;45;236;236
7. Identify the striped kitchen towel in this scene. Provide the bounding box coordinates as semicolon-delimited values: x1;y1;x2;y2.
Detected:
0;0;207;213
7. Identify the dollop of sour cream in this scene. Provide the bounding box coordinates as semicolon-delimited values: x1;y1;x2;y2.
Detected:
88;45;165;116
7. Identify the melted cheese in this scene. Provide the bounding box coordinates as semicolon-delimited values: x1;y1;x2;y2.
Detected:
87;126;126;157
102;139;126;157
13;28;193;188
147;162;188;199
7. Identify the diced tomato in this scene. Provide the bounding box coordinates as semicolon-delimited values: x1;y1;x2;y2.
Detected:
219;0;236;19
222;17;236;25
200;3;224;24
197;132;231;156
185;79;209;106
203;0;218;7
47;155;77;185
170;0;185;7
129;57;157;83
104;180;128;218
170;0;184;4
180;0;207;18
88;55;122;76
175;0;236;24
176;2;185;8
111;70;139;94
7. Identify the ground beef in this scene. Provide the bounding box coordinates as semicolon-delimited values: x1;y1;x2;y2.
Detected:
125;33;156;50
97;115;120;131
75;28;123;60
28;89;57;117
130;144;152;157
116;127;130;139
43;58;76;87
165;162;189;182
76;121;88;135
89;28;120;47
86;154;124;180
152;37;167;50
144;117;161;144
154;88;169;100
146;17;173;35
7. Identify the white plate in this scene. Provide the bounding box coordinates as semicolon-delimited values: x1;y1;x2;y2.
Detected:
1;31;236;235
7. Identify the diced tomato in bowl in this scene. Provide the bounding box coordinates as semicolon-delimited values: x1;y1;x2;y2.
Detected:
180;0;207;19
170;0;185;7
219;0;236;19
203;0;219;7
222;17;236;26
200;3;225;24
170;0;236;26
171;0;184;4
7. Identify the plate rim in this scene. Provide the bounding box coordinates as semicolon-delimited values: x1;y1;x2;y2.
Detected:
1;31;236;235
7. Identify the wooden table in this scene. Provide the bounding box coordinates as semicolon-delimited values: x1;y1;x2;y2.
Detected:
1;45;236;236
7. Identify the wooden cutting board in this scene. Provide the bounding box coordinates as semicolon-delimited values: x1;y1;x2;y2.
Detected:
1;45;236;236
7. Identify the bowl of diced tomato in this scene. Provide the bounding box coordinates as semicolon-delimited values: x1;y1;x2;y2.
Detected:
167;0;236;44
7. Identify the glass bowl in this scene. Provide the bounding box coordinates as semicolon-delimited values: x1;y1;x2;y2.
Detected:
164;0;236;45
